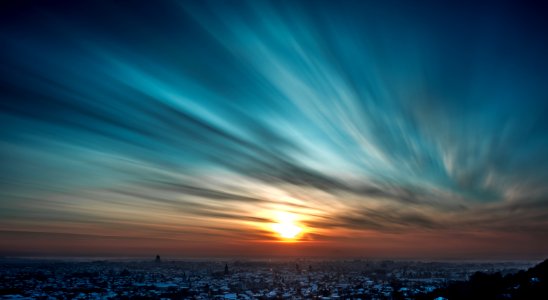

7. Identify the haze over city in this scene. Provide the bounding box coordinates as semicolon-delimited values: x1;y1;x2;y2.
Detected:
1;0;548;261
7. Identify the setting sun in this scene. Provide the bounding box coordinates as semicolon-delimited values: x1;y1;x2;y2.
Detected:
271;212;303;240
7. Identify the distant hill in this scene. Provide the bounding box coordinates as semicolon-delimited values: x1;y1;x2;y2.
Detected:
417;259;548;300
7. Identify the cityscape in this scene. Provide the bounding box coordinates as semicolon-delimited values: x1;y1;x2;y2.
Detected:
1;257;543;299
1;0;548;299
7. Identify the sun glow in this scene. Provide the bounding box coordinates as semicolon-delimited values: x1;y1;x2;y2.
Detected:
271;212;303;240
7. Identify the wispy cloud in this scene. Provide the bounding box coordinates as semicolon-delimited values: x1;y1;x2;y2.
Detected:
1;0;548;258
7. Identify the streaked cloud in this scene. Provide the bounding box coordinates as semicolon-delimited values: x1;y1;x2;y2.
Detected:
1;0;548;259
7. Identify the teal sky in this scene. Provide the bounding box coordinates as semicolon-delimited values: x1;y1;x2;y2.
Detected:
1;0;548;259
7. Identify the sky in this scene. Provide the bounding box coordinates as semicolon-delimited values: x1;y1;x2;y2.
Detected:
1;0;548;260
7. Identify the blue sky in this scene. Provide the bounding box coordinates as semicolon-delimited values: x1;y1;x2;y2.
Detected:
1;0;548;259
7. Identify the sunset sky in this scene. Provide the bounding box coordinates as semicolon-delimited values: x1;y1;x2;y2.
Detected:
1;0;548;260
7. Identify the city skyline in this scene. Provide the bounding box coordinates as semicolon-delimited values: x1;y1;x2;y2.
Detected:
1;0;548;260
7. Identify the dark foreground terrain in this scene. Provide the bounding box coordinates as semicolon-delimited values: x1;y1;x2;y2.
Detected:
418;258;548;300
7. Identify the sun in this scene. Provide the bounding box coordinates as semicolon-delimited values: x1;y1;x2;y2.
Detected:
271;212;303;240
272;222;302;239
